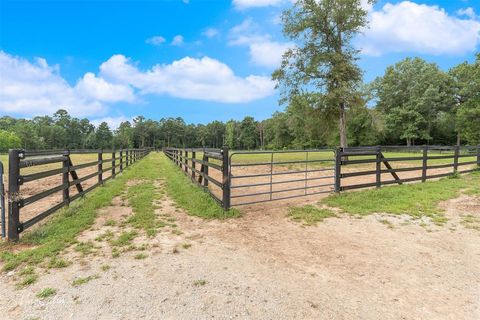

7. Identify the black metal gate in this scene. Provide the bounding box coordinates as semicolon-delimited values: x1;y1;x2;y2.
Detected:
229;149;336;206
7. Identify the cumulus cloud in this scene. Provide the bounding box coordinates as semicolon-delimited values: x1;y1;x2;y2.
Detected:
457;7;477;19
75;73;135;103
229;19;292;68
171;35;184;46
233;0;284;10
202;28;219;38
99;55;275;103
0;51;105;117
91;115;132;130
146;35;166;46
358;1;480;56
0;50;275;118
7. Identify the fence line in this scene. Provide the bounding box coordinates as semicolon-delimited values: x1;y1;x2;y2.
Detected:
6;148;150;241
163;147;230;209
164;145;480;210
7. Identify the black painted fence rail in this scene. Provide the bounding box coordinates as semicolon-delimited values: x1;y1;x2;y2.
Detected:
6;148;150;240
164;145;480;210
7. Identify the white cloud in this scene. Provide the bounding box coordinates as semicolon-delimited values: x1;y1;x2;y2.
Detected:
0;51;105;117
75;72;135;103
91;116;132;130
99;55;275;103
358;1;480;56
171;35;184;46
229;19;292;68
233;0;284;10
457;7;477;19
202;28;219;38
146;36;166;46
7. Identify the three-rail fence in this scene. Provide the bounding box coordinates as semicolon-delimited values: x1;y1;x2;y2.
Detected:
2;148;150;240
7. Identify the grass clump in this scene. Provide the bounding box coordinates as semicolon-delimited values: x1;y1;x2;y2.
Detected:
193;279;207;286
72;275;98;287
47;257;71;269
323;173;480;224
157;154;240;219
109;231;137;247
36;288;57;299
134;253;148;260
287;205;336;226
17;274;38;288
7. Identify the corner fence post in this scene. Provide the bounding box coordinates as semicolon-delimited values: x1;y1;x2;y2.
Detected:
422;145;428;182
62;150;70;206
98;150;103;185
334;147;342;193
222;146;230;210
453;145;459;173
8;149;23;241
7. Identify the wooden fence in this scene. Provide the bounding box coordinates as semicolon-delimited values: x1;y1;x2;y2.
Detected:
337;145;480;191
164;145;480;210
163;147;230;209
5;148;150;240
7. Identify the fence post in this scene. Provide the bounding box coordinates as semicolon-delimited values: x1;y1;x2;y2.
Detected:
179;150;183;168
120;150;123;172
112;150;116;178
98;150;103;185
192;151;196;181
477;145;480;168
63;150;70;206
126;149;129;168
375;146;381;188
422;145;428;182
184;150;188;173
334;147;342;193
222;146;231;210
453;145;459;173
204;153;209;187
7;149;24;241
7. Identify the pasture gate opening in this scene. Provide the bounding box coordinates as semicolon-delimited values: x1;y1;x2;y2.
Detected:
3;148;150;241
164;145;480;210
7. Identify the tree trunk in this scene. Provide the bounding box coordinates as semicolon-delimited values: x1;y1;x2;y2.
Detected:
456;132;461;146
406;138;411;146
339;102;348;148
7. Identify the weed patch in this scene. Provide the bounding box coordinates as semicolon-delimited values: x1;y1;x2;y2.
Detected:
288;205;336;226
36;288;57;299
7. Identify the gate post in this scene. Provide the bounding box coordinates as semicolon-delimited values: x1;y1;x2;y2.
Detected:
334;147;342;193
8;149;24;241
222;146;231;210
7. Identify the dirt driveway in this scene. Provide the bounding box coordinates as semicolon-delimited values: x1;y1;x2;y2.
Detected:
1;185;479;319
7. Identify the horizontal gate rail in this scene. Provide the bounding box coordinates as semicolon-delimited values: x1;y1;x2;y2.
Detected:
6;148;151;241
230;149;336;206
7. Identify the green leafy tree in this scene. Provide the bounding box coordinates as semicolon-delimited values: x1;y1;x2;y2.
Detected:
373;57;454;145
238;116;258;150
0;130;22;151
273;0;372;148
449;54;480;145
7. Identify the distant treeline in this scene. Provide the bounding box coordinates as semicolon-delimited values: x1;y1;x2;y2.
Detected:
0;55;479;151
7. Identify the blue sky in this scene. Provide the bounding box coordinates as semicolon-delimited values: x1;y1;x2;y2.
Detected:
0;0;479;128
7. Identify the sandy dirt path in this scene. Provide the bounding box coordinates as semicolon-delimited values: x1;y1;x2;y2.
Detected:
1;182;479;319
